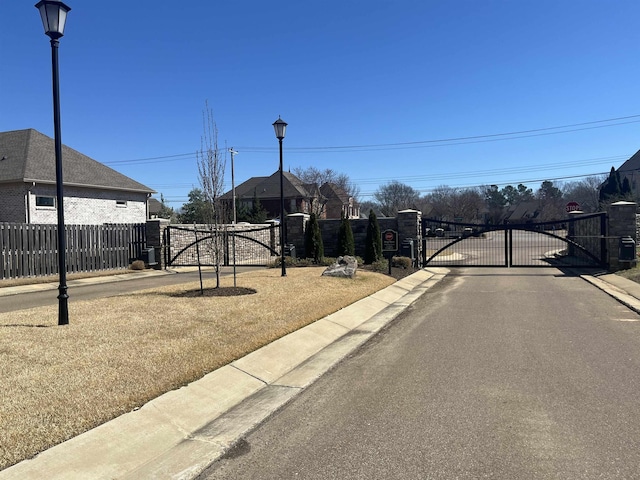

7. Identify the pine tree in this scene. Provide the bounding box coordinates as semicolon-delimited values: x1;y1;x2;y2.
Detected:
364;209;382;264
304;213;324;263
622;176;632;198
600;166;622;203
336;212;355;257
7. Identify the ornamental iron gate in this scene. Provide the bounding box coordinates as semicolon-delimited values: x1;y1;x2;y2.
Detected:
421;213;607;268
164;223;280;267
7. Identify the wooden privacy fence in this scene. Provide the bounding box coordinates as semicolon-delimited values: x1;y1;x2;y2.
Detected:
1;223;146;279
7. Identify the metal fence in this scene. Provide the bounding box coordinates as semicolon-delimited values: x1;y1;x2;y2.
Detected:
0;222;146;279
164;223;279;267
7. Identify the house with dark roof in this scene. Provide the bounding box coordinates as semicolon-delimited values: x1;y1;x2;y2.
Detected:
0;129;155;224
319;182;359;219
616;149;640;197
221;170;320;219
503;201;539;224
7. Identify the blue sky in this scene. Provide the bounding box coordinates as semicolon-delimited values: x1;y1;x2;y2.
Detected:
3;1;640;208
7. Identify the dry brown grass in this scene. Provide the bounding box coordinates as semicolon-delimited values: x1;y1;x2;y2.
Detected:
0;267;394;470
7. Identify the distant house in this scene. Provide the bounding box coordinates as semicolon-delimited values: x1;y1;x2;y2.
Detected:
504;201;539;224
148;197;162;219
221;172;362;221
319;182;359;219
221;170;320;219
617;149;640;197
0;129;155;224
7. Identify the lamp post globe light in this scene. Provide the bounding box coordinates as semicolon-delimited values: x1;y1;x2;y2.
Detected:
35;0;71;326
272;117;287;277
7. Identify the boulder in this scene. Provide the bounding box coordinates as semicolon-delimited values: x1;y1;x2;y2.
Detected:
322;255;358;278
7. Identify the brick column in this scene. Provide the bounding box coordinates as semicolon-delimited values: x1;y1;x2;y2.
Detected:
146;219;170;269
286;213;309;257
607;201;637;271
397;209;422;266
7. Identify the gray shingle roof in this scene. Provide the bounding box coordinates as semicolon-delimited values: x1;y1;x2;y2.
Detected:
222;171;315;200
0;129;155;193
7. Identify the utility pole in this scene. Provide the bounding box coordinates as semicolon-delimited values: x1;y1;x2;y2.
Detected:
229;148;238;287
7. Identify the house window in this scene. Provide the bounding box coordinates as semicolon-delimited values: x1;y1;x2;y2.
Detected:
35;196;55;208
116;200;128;208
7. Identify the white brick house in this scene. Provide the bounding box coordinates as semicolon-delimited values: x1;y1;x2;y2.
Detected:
0;129;154;224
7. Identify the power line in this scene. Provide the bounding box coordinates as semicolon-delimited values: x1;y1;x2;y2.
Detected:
159;169;612;205
102;114;640;165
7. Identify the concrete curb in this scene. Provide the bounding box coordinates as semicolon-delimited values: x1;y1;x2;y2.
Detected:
580;274;640;314
0;267;449;480
0;268;177;297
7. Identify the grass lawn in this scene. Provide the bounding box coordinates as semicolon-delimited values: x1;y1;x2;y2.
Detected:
0;267;395;470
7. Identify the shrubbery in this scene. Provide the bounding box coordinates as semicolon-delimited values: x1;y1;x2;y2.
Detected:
130;260;145;270
304;213;324;263
392;256;412;269
336;213;355;257
364;209;382;264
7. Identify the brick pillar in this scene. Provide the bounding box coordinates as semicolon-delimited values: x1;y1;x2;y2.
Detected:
397;209;422;266
286;213;309;257
146;219;170;269
607;201;637;271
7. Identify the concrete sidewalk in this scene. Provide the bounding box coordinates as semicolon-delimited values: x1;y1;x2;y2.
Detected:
0;267;450;480
2;267;639;479
580;271;640;314
0;267;203;298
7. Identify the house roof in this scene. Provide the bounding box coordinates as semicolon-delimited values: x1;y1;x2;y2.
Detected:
617;149;640;184
148;197;162;214
0;129;155;194
505;201;539;222
222;171;315;200
319;182;350;203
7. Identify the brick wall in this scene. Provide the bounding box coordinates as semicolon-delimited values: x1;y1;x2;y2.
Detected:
0;183;147;225
286;210;422;260
26;185;148;225
0;183;28;223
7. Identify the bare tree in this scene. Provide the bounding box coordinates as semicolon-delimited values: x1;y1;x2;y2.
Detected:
426;185;483;222
562;175;606;213
293;166;361;216
196;101;227;288
373;180;420;217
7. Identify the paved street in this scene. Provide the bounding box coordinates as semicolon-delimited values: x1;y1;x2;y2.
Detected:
201;268;640;479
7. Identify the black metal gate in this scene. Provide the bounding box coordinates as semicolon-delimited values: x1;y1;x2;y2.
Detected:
164;223;280;267
421;213;607;268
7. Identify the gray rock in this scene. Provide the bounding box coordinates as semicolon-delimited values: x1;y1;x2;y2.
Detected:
322;255;358;278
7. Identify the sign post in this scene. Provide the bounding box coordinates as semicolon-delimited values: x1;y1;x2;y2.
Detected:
382;229;398;275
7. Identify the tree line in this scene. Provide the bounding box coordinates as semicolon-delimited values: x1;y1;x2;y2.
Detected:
156;166;629;225
359;170;629;223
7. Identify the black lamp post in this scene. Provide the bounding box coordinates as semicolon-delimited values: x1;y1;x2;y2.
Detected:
272;117;287;277
36;0;71;326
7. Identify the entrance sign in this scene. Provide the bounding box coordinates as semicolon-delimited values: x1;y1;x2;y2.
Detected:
382;229;398;252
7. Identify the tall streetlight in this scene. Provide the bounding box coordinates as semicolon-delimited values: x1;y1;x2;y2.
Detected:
36;0;71;326
229;147;238;287
272;117;287;277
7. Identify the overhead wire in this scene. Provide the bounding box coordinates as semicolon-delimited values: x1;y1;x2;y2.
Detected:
102;114;640;165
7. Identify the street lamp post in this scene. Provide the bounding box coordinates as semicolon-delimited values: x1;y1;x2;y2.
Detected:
36;0;71;326
272;117;287;277
229;147;238;287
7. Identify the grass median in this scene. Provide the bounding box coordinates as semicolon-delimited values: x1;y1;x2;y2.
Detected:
0;267;395;471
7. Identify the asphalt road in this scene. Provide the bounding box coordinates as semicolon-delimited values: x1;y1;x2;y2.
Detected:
0;267;260;313
200;267;640;479
426;230;578;267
